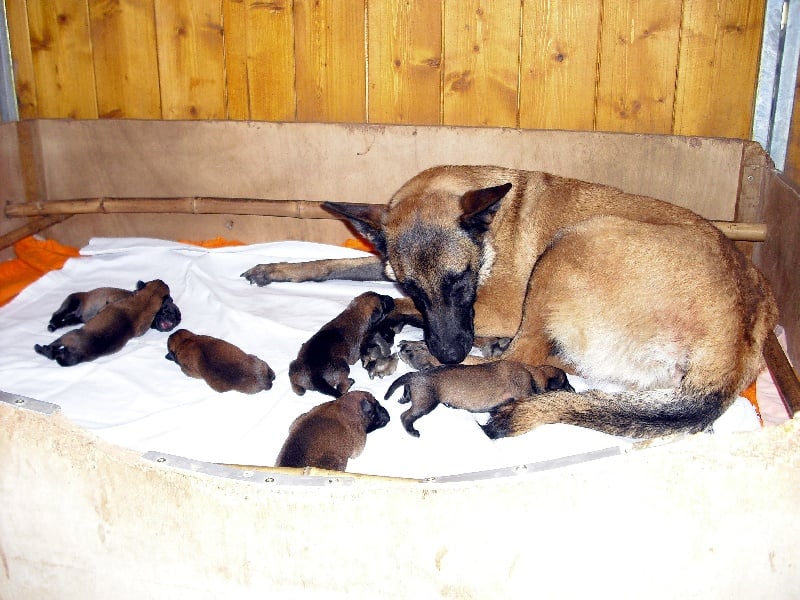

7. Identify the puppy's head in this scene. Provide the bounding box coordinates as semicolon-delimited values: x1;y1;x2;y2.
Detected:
338;390;391;433
165;329;192;361
152;296;182;331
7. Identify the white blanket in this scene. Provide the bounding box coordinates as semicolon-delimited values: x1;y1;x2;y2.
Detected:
0;238;761;479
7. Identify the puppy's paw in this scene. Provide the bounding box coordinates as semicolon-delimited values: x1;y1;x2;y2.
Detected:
398;341;441;371
476;336;511;358
480;399;517;439
365;354;399;379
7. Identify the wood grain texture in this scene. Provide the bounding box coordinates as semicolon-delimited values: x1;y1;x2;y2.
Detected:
89;0;161;119
596;0;682;134
26;0;98;118
294;0;366;122
155;0;226;119
245;0;296;121
519;0;602;130
6;0;38;118
673;0;766;137
442;0;520;127
367;0;442;125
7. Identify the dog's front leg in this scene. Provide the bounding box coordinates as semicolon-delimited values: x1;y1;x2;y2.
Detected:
242;256;386;286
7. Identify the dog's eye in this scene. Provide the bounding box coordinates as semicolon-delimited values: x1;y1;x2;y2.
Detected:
402;280;430;309
443;272;475;305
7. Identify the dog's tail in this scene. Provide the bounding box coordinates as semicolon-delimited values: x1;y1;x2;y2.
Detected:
482;387;733;439
384;372;416;401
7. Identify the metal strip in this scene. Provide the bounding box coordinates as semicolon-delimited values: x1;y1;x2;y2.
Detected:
770;0;800;171
0;390;60;415
142;452;357;487
753;0;786;151
0;0;19;122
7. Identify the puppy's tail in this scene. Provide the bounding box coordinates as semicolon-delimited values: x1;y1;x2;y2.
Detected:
482;387;733;440
384;372;416;401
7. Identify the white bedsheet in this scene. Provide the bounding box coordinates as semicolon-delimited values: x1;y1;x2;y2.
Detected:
0;238;761;479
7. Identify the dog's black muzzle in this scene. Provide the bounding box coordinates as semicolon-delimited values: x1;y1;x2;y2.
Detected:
424;307;474;364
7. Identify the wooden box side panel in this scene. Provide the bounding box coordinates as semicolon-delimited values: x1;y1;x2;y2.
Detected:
754;174;800;366
1;401;799;599
10;120;746;221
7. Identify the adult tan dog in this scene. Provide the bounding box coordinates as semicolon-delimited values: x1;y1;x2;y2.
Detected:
243;165;778;439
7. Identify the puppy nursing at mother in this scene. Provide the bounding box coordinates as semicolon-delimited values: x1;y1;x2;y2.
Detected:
289;291;395;397
244;165;778;439
384;360;572;437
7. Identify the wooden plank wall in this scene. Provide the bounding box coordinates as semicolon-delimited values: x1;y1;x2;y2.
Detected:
6;0;767;140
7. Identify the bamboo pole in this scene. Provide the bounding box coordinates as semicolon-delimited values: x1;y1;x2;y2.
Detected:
763;332;800;417
2;197;769;241
0;215;71;251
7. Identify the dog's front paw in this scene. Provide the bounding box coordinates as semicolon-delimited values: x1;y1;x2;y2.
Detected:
364;354;399;379
398;341;441;371
480;399;517;439
241;262;301;286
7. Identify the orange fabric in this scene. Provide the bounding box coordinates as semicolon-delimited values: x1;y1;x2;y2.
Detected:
178;237;245;248
343;237;376;253
0;237;80;307
740;380;763;426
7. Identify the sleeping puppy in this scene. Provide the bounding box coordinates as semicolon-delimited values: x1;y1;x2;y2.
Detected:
34;280;181;366
289;291;395;397
165;329;275;393
47;286;131;331
46;284;182;333
384;360;572;437
275;390;391;471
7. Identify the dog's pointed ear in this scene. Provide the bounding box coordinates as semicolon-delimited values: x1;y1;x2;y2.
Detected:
460;183;512;236
323;202;388;256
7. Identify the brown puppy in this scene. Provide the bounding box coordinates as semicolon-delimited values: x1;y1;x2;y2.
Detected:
243;165;778;439
34;280;181;366
46;283;182;333
289;291;395;397
275;390;391;471
385;360;572;437
165;329;275;393
47;287;132;332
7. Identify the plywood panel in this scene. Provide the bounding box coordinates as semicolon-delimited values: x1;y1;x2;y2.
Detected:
21;120;745;221
519;0;601;130
25;0;98;119
155;0;226;119
89;0;161;119
294;0;366;122
595;0;682;134
6;0;38;118
442;0;520;127
673;0;766;138
222;0;249;120
244;0;296;121
367;0;442;125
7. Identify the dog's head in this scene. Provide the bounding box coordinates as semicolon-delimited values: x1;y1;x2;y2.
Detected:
324;170;511;364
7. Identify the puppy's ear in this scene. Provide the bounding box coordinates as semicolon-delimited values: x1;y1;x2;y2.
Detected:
323;202;388;256
136;280;146;290
360;397;375;416
459;183;512;236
